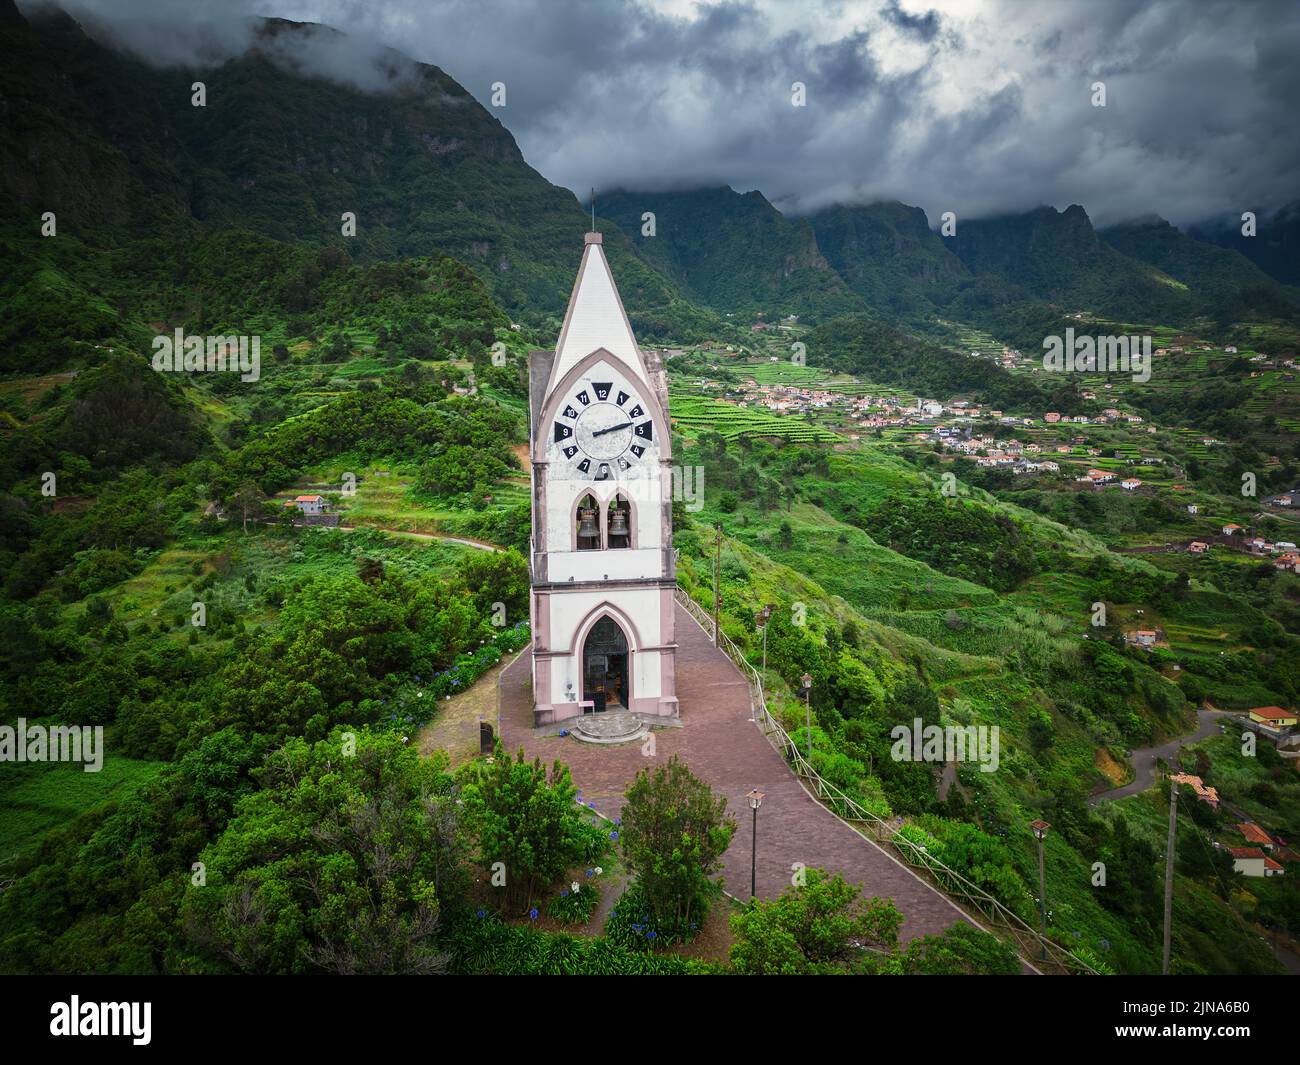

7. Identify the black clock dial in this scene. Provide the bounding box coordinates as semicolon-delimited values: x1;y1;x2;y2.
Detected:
628;404;644;419
616;390;629;406
563;404;579;419
553;421;573;442
630;444;645;459
633;421;653;441
594;463;612;481
562;444;578;459
576;390;591;406
577;458;591;474
593;382;612;401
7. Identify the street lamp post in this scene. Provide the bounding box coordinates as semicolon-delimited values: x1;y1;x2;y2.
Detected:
1031;819;1051;961
746;788;765;900
801;673;813;767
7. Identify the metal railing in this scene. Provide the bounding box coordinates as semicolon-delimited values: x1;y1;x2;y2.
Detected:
675;588;1099;975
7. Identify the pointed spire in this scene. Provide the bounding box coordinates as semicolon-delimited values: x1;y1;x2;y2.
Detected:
549;234;646;390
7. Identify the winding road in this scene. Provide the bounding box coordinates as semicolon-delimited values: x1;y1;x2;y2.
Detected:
1087;706;1230;806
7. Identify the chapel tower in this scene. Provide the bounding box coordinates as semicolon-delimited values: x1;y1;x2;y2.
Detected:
527;232;678;724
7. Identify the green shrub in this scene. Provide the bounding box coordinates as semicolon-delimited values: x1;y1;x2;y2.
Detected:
547;881;599;925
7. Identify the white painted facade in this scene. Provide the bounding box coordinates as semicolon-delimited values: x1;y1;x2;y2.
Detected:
527;233;678;725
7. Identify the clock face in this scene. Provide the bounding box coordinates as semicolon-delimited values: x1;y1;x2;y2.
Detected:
553;380;653;476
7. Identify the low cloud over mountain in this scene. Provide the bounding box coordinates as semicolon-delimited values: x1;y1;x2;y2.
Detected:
37;0;1300;227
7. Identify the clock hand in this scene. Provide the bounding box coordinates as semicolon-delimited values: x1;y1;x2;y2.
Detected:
591;421;633;437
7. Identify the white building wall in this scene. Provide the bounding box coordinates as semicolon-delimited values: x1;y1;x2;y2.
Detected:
543;587;666;707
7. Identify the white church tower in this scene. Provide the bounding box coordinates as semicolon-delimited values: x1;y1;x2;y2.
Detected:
527;232;678;725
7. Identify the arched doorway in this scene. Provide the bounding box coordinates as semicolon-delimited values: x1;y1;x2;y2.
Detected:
582;615;630;713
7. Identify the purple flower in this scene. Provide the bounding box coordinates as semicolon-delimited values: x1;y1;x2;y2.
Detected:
610;831;619;841
528;908;538;920
476;908;485;919
585;868;593;877
647;930;657;940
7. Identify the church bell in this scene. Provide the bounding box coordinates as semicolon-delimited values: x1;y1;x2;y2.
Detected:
609;507;629;537
577;508;599;539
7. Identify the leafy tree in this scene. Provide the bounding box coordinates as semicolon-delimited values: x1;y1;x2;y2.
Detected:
456;548;529;622
619;755;736;932
729;867;902;974
184;729;465;974
228;482;267;534
901;922;1021;974
457;747;585;909
419;444;512;496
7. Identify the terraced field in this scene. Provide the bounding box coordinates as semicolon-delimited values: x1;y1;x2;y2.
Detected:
668;394;842;442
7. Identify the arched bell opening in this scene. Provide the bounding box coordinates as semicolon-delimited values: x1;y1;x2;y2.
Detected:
582;615;630;712
607;495;632;549
575;493;602;550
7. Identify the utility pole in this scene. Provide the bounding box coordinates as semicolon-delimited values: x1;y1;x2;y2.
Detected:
1162;780;1178;975
1031;820;1050;961
712;522;722;646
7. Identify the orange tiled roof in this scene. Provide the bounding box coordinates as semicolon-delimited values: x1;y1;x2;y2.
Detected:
1228;847;1266;859
1238;823;1272;845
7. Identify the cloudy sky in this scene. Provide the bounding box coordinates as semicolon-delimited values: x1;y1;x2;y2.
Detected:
43;0;1300;227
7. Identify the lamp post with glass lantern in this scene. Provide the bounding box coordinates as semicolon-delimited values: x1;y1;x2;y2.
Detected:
746;788;765;900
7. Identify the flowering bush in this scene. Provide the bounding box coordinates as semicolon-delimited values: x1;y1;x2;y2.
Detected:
547;880;600;925
381;621;530;731
446;912;703;975
604;883;699;951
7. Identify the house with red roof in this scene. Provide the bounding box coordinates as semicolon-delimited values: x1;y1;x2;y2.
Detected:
1169;772;1219;809
1227;847;1285;878
283;494;328;516
1249;706;1298;729
1237;823;1274;849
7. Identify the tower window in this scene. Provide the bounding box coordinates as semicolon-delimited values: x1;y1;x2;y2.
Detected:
575;494;601;550
607;496;631;549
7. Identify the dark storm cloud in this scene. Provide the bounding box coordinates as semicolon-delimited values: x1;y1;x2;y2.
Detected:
880;0;940;41
31;0;1300;227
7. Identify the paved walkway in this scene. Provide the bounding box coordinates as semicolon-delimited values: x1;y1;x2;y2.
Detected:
417;660;505;768
1088;707;1229;806
498;602;985;946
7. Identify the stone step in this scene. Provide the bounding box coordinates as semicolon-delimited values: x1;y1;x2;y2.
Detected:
570;711;647;745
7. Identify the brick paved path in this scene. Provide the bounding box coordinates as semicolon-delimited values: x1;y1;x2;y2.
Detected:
498;602;984;945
